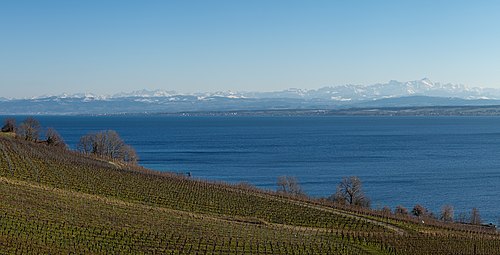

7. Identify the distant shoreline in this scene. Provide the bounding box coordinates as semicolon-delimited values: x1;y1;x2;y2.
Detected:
105;105;500;117
5;105;500;117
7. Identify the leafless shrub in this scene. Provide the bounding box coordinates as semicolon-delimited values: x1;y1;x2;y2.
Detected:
277;176;305;197
440;205;454;222
46;128;66;148
471;207;481;225
395;205;409;216
77;130;138;164
330;176;370;208
1;118;16;132
17;117;40;142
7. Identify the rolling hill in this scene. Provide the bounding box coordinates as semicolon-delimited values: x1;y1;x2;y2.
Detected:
1;134;500;254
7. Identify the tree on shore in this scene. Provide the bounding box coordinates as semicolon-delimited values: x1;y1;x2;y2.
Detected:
277;176;305;197
457;212;469;223
330;176;370;207
411;204;428;218
121;144;138;163
77;130;138;163
440;205;454;222
381;206;392;216
46;128;66;148
17;117;41;142
470;207;481;225
1;118;16;132
395;205;409;216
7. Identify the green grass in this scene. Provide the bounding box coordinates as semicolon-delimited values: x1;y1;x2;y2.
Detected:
1;135;500;254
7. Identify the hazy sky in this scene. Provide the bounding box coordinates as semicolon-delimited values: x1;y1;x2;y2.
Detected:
1;0;500;98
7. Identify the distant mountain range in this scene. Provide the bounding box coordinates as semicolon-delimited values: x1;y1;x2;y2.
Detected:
3;79;500;115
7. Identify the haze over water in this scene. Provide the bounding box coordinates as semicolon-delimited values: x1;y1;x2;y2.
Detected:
11;115;500;223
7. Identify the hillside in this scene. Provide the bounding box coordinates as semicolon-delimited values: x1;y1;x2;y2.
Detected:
1;135;500;254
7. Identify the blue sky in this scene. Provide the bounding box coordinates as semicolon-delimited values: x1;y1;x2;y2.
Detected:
1;0;500;98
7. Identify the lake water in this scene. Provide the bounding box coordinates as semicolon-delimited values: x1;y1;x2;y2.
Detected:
5;115;500;223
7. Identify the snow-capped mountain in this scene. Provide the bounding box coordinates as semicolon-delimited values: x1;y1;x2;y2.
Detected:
2;79;500;115
112;78;497;101
23;78;500;101
113;89;177;98
248;78;500;101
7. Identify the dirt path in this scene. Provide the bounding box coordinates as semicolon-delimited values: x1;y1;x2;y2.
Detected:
246;190;407;235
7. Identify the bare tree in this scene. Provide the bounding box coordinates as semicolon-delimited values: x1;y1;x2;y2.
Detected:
470;207;481;225
17;117;41;142
330;176;370;207
457;212;469;223
440;205;454;222
412;204;428;218
277;176;305;196
121;144;138;164
77;133;94;154
77;130;138;164
381;206;392;216
395;205;409;216
1;118;16;132
46;128;66;148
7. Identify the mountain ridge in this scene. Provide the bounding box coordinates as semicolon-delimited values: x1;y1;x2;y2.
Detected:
13;78;500;101
3;79;500;115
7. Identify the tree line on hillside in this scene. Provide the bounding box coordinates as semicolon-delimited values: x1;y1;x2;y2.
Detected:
1;117;137;164
2;117;65;147
276;175;485;226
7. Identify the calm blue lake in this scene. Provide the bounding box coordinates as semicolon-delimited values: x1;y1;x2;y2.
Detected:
5;115;500;223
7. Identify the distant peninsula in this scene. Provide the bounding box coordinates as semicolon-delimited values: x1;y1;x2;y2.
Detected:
145;105;500;117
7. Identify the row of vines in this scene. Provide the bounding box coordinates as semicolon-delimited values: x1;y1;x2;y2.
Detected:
1;136;500;254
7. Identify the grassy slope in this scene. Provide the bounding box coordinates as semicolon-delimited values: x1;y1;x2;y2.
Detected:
0;135;500;254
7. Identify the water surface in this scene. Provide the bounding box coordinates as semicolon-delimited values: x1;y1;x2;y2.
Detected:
7;115;500;223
